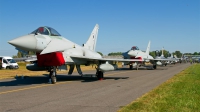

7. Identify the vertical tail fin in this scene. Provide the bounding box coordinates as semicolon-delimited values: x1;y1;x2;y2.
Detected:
161;47;164;57
145;41;151;54
171;53;173;58
174;55;178;58
83;24;99;51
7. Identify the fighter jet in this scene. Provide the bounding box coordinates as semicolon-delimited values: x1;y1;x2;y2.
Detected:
122;41;153;70
8;24;142;84
174;54;185;63
166;53;176;64
122;41;173;70
154;47;174;66
155;47;166;58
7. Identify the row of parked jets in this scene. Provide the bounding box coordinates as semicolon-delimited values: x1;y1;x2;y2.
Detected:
8;24;184;84
122;42;184;70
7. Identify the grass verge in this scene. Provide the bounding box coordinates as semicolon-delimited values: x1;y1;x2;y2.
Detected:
119;64;200;112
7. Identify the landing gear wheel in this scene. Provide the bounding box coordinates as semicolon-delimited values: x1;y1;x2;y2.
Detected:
153;65;157;69
51;71;57;84
129;65;133;70
165;63;167;66
96;71;104;80
136;64;139;70
51;76;56;84
49;67;57;84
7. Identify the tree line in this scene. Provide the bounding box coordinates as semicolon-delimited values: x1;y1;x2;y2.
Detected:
13;51;36;58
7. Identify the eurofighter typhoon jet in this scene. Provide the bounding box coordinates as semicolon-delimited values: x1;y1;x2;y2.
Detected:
122;41;174;70
8;24;142;84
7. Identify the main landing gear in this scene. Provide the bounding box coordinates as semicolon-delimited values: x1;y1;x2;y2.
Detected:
49;66;57;84
136;64;139;70
129;63;139;70
95;65;104;80
96;70;104;80
129;64;133;70
153;64;157;69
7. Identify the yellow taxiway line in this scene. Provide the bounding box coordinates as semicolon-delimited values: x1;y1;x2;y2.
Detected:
0;70;133;95
0;81;72;95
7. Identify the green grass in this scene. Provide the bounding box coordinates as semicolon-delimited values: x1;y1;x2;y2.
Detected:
119;64;200;112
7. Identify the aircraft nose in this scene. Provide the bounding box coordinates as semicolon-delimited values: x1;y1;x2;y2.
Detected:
8;35;37;51
128;50;137;56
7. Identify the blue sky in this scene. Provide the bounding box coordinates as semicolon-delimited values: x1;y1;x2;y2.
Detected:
0;0;199;56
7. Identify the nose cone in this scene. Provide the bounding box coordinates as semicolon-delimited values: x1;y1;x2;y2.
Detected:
128;50;137;57
8;35;37;51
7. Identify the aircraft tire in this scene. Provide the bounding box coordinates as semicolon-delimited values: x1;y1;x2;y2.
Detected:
51;76;56;84
129;65;133;70
136;65;139;70
97;71;103;80
50;71;57;84
153;65;157;69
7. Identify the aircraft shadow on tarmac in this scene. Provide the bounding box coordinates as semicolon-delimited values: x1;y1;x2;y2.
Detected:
118;67;168;70
167;65;174;67
0;66;171;87
153;67;168;70
0;74;129;87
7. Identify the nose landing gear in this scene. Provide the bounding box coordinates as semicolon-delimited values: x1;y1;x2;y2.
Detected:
49;66;57;84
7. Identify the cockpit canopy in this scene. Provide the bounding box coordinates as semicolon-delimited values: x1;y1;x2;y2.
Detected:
131;46;139;50
31;26;61;36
